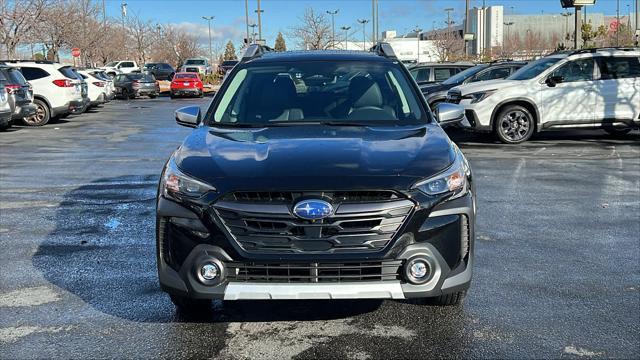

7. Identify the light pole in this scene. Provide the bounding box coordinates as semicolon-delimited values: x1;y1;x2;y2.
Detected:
326;9;339;49
616;0;620;46
445;8;454;29
503;21;514;55
249;23;257;44
121;1;127;57
341;26;351;50
358;19;369;50
561;12;572;46
413;26;422;63
244;0;250;46
255;0;263;44
202;16;214;64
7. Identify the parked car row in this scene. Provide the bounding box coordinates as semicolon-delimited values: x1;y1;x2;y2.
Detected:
0;60;118;129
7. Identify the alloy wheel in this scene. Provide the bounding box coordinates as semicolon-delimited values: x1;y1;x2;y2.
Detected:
499;110;531;142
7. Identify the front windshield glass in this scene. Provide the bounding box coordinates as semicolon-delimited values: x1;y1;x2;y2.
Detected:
209;61;427;126
508;57;563;80
185;59;205;65
442;65;486;85
105;61;118;67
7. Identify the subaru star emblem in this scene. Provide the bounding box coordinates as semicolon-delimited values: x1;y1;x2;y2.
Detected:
293;200;334;220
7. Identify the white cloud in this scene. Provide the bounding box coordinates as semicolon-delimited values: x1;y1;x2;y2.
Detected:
171;21;245;44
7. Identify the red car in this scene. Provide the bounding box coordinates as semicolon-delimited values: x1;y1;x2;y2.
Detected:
170;72;204;98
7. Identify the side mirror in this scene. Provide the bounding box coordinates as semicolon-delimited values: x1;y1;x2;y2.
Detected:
175;106;201;128
435;102;465;126
545;75;563;87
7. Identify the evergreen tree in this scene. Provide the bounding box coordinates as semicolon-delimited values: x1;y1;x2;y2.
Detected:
223;41;237;60
274;32;287;52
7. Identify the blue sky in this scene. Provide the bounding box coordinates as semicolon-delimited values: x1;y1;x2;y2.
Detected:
106;0;634;48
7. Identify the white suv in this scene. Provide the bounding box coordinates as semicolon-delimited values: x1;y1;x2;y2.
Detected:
5;61;84;126
447;48;640;143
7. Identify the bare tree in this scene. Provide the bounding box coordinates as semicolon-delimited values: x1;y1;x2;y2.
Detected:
0;0;49;58
290;8;331;50
31;0;78;62
522;31;544;58
127;12;153;65
429;31;464;62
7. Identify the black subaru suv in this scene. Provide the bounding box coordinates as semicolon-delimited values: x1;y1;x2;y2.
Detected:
157;44;476;310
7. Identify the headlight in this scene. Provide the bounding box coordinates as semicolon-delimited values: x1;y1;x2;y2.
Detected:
463;90;496;103
413;148;469;198
161;158;216;198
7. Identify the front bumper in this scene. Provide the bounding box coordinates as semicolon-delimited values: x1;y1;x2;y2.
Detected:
156;191;475;300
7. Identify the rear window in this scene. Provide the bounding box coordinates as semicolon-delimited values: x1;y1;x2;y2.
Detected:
175;73;197;79
185;59;206;65
6;68;28;85
142;74;156;81
19;67;49;80
127;73;144;80
596;56;640;79
58;66;78;80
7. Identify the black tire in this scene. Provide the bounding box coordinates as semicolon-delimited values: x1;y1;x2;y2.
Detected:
604;128;631;136
493;105;535;144
120;88;129;100
23;99;50;126
0;121;10;131
170;92;176;99
149;94;157;99
428;290;467;306
169;294;211;313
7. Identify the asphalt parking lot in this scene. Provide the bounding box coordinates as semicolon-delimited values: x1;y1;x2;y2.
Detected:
0;96;638;359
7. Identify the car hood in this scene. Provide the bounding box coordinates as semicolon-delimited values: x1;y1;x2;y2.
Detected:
174;124;455;193
420;82;453;95
452;79;521;95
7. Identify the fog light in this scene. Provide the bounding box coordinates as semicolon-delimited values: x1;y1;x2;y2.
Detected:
410;261;428;279
200;263;219;280
405;257;432;284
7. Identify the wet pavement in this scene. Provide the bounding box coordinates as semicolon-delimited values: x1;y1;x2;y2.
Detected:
0;96;638;359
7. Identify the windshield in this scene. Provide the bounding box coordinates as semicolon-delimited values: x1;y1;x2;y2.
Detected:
209;60;426;126
185;59;206;65
222;61;237;66
508;57;563;80
105;61;118;67
442;65;486;85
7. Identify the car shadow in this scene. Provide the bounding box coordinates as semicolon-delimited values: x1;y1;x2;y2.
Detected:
448;128;640;147
32;175;383;323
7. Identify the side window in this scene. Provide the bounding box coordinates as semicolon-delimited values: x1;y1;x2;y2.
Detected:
121;62;134;68
19;67;49;80
410;68;430;82
115;75;125;82
433;68;453;82
596;56;640;80
472;67;511;82
550;59;595;82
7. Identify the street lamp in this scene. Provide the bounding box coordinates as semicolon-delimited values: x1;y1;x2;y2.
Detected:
444;8;454;29
326;9;339;49
202;16;214;64
255;0;264;44
357;19;369;50
413;26;422;63
341;26;351;50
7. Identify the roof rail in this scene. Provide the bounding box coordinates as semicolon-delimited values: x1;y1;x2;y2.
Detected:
0;59;56;64
370;42;397;59
240;44;273;63
489;58;514;63
569;46;639;55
